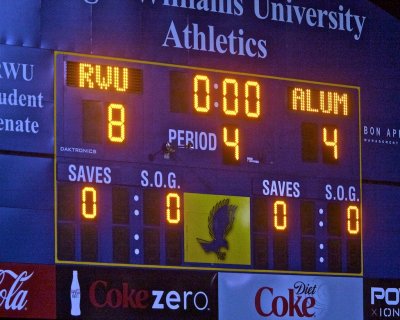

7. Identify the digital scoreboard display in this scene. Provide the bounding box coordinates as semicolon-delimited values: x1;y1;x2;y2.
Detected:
55;52;361;274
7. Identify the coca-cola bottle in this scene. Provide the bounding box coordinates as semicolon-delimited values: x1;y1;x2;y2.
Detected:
70;270;81;316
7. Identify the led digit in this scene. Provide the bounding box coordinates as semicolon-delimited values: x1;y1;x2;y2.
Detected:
320;91;333;114
223;126;240;162
108;103;126;143
323;126;338;160
166;192;181;224
79;63;94;88
245;81;260;118
274;200;287;231
113;67;129;92
291;87;309;112
223;78;239;116
95;65;113;90
347;205;360;235
194;75;210;113
290;88;350;116
82;186;97;219
333;92;348;116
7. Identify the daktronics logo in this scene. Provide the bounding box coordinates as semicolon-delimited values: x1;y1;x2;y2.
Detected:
89;280;209;312
254;281;317;318
0;269;33;311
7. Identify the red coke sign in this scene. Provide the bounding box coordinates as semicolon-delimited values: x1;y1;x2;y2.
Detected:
255;286;316;318
0;263;56;319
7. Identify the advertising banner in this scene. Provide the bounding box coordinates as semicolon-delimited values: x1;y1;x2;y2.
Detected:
56;265;218;319
364;278;400;319
0;45;54;154
219;272;363;319
0;263;56;319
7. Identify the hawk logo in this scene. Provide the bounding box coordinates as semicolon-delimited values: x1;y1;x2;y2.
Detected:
196;199;237;260
184;193;250;266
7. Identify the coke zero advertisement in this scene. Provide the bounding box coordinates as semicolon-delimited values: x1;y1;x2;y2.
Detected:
0;263;56;319
56;265;217;319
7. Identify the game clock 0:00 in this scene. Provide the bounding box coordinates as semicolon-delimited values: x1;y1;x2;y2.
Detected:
55;52;362;275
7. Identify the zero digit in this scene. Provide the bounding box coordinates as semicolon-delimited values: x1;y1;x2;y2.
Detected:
194;75;210;113
347;205;360;235
82;186;97;219
166;193;181;224
245;81;261;118
274;200;287;231
223;78;239;116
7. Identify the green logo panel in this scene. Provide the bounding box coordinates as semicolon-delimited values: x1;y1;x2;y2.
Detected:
184;193;250;265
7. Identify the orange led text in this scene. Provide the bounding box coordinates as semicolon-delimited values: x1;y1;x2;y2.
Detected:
79;63;129;92
291;88;349;116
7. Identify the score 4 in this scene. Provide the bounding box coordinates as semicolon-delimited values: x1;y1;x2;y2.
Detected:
302;123;339;163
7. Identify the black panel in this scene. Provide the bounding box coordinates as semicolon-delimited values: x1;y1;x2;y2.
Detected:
83;100;103;144
254;234;268;269
81;223;98;261
143;189;161;226
166;228;182;265
58;223;75;261
112;186;129;224
144;228;160;265
170;71;189;112
301;123;318;162
252;197;268;232
301;201;315;235
301;238;316;271
58;183;75;221
273;235;288;270
113;226;130;263
328;239;342;272
347;238;361;273
327;202;342;236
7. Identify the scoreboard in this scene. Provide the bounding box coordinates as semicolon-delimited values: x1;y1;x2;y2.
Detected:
0;0;399;319
55;53;361;274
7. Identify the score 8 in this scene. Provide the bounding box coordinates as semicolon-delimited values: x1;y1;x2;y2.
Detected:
108;103;126;143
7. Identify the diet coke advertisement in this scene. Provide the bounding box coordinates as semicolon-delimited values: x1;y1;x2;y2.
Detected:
219;273;363;319
56;265;217;319
0;263;56;319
